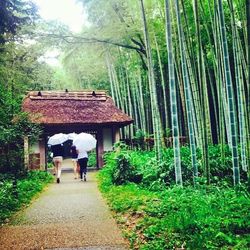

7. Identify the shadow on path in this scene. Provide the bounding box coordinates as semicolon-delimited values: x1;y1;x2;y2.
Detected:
0;171;128;250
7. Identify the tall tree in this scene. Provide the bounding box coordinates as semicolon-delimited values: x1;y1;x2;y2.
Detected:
217;0;240;185
140;0;163;159
246;0;250;172
174;0;198;182
0;0;37;44
193;0;210;184
165;0;182;186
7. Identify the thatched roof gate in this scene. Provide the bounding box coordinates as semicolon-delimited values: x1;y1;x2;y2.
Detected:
22;90;133;169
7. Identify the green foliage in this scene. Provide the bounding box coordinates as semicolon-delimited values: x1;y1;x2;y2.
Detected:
103;145;248;190
0;110;42;174
0;0;38;44
0;41;55;92
111;152;136;185
88;152;97;168
0;171;53;224
0;35;48;176
103;146;142;185
98;165;250;249
133;129;146;150
144;187;250;249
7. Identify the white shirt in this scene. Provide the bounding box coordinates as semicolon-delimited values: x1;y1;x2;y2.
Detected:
77;150;88;159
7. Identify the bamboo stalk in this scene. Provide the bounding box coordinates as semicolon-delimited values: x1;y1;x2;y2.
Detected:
175;0;198;181
165;0;182;185
228;0;248;172
217;0;240;185
193;0;210;184
140;0;163;159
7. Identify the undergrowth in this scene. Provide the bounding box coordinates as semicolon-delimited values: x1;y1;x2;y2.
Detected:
0;170;53;224
98;145;250;249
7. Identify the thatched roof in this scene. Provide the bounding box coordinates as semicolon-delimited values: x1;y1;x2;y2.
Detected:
22;91;133;127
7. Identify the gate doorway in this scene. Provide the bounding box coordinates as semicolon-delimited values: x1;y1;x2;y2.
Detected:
47;132;98;169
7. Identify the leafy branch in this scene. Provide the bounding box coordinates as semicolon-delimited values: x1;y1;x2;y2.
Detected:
34;32;146;55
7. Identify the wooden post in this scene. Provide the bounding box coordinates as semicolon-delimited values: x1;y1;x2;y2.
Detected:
96;128;104;168
24;136;29;169
112;127;120;144
44;135;48;171
39;137;46;170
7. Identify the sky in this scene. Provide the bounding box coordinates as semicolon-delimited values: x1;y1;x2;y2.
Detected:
32;0;87;66
33;0;86;33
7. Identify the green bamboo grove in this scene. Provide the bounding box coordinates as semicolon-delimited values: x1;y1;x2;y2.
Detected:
60;0;249;186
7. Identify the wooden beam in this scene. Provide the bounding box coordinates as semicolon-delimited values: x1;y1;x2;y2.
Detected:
96;129;104;168
39;137;46;170
44;135;48;171
29;90;107;101
24;136;29;169
112;126;120;144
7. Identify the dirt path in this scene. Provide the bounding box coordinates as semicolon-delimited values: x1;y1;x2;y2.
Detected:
0;169;128;250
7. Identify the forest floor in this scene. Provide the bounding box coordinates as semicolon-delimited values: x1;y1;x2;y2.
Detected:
0;165;128;250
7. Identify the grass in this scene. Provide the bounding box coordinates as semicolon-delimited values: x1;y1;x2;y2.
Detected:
97;157;250;250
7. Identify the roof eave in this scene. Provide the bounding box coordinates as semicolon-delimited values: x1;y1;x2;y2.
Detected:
41;120;133;127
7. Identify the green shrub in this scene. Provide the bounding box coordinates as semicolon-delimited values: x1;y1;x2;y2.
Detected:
88;152;97;168
102;144;143;185
133;129;146;150
98;169;250;249
0;112;42;175
103;145;247;188
98;145;250;249
112;151;142;185
0;170;53;223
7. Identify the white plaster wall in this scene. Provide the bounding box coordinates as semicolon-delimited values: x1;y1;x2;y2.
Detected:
30;141;40;153
103;128;113;151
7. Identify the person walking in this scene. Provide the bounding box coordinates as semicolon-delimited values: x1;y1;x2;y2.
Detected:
70;144;79;179
51;144;64;183
77;150;88;181
73;133;96;182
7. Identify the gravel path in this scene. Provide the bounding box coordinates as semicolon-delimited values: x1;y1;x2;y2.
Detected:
0;167;128;250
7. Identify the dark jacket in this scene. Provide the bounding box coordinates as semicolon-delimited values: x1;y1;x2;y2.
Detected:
51;144;64;157
70;145;78;159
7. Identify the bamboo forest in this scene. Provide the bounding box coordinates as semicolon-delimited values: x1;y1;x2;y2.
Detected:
0;0;249;249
